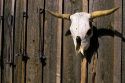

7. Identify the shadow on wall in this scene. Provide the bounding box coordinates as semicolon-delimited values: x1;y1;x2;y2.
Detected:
84;25;125;63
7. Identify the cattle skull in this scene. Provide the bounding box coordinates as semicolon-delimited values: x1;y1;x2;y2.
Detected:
45;7;119;55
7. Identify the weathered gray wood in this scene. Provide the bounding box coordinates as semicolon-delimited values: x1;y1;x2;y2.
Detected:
122;0;125;83
0;0;124;83
38;0;44;83
25;0;42;83
13;0;25;83
2;0;13;83
113;0;122;83
43;0;59;83
82;0;88;12
21;0;28;82
56;0;62;83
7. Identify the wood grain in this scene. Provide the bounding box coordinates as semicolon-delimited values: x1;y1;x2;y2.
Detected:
43;0;58;83
26;0;42;83
56;0;62;83
113;0;122;83
122;1;125;83
2;0;13;83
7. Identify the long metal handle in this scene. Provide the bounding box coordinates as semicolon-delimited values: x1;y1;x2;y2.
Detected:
39;8;46;64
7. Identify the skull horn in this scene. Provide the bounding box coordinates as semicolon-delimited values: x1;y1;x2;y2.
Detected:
45;9;71;20
90;7;119;19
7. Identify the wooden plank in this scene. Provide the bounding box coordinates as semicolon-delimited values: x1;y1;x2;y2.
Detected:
81;58;88;83
56;0;62;83
25;0;42;83
21;0;28;83
13;0;25;83
89;0;115;83
10;0;16;82
2;0;13;83
122;0;125;83
43;0;59;83
82;0;88;12
113;0;122;83
38;0;44;83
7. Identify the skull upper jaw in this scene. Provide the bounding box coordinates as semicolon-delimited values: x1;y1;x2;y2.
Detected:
75;39;90;56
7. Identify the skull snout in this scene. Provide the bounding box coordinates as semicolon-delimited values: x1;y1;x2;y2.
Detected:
75;36;90;55
75;36;84;55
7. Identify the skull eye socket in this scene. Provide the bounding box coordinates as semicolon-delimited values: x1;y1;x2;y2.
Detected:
86;29;92;37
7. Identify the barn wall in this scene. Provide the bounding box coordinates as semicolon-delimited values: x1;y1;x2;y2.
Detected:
0;0;124;83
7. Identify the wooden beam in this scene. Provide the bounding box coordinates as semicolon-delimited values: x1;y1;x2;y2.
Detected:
113;0;122;83
56;0;62;83
80;0;89;83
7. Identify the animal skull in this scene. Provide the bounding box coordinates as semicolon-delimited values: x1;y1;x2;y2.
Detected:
69;12;92;55
45;7;119;55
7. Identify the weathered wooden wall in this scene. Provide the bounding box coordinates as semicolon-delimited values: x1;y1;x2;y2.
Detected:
0;0;124;83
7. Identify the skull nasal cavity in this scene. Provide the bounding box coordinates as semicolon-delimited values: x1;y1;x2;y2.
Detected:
76;36;81;50
76;36;81;44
